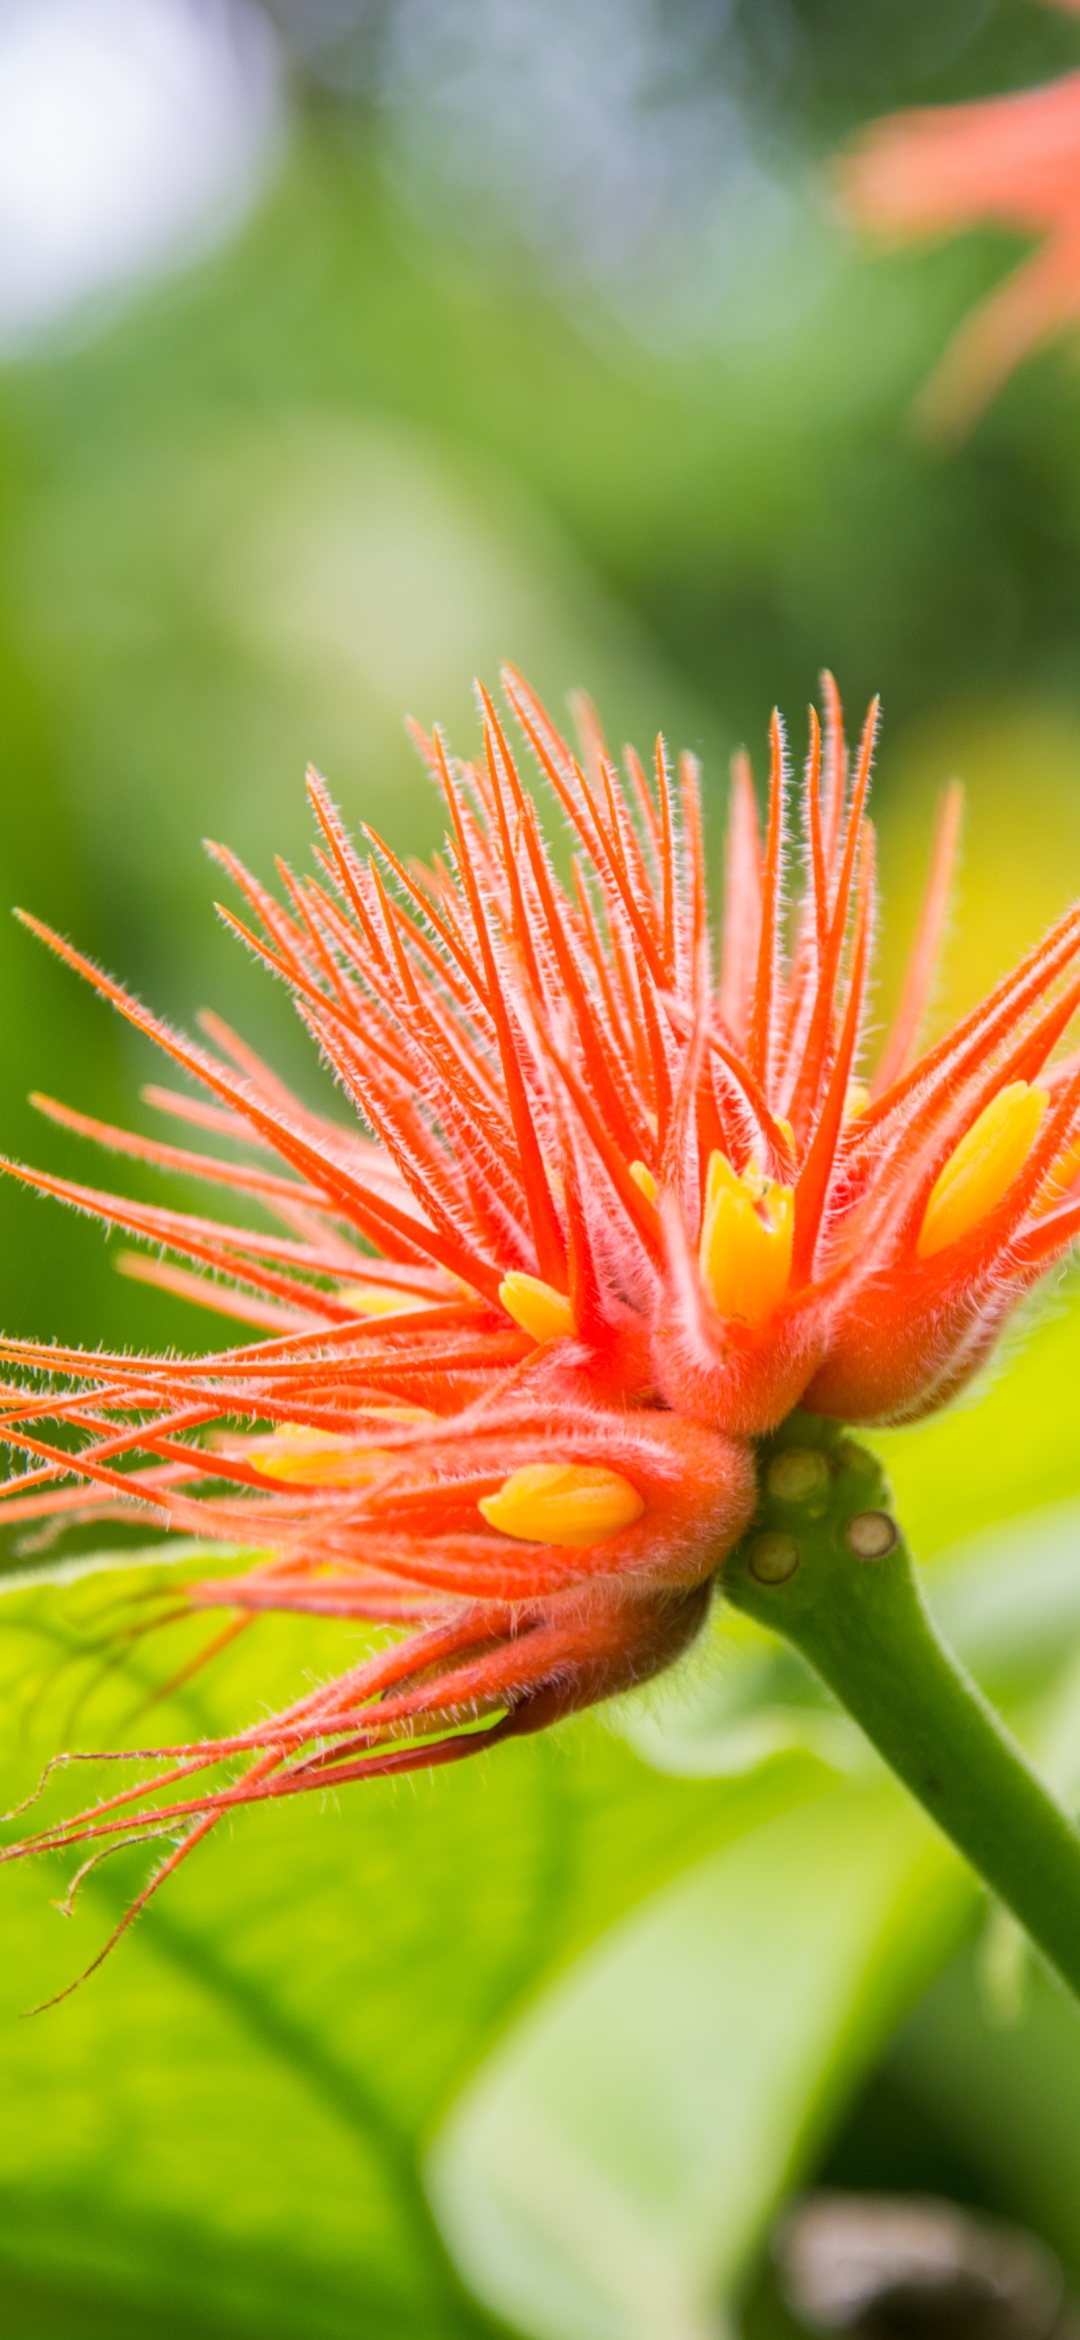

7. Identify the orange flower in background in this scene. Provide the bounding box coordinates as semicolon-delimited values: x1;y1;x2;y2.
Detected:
3;665;1080;1935
841;0;1080;434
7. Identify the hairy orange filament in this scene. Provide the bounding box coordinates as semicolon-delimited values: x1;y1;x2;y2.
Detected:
1036;1131;1080;1213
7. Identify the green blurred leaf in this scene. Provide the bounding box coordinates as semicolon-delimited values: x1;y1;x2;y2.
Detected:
428;1781;971;2340
928;1498;1080;1702
0;1564;828;2337
892;1945;1080;2282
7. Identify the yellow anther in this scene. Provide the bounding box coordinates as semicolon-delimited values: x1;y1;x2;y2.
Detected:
499;1272;576;1344
917;1081;1048;1260
845;1082;870;1119
629;1159;659;1203
252;1426;392;1488
339;1281;429;1318
479;1462;644;1547
698;1150;794;1329
774;1117;795;1153
360;1403;437;1424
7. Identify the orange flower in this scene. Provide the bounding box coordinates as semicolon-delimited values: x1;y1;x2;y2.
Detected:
841;0;1080;433
3;667;1080;1936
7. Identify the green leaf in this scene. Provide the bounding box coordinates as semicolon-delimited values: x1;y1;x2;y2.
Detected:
428;1780;972;2340
927;1497;1080;1702
0;1564;828;2337
892;1946;1080;2284
0;1540;252;1596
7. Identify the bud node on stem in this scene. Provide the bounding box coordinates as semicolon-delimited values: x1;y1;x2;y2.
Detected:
845;1509;899;1560
747;1530;802;1584
766;1447;830;1506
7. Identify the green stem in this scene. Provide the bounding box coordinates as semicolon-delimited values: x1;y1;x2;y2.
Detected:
722;1416;1080;2000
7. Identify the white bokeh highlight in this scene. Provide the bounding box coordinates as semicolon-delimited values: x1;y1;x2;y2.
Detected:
380;0;823;351
0;0;283;352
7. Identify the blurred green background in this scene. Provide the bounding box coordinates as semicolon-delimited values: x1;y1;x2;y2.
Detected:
5;2;1080;2334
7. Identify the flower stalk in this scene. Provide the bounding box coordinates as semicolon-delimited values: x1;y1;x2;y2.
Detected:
724;1416;1080;2000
